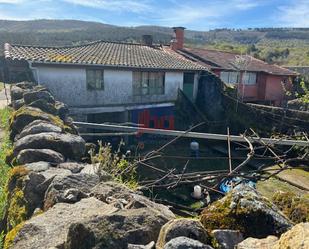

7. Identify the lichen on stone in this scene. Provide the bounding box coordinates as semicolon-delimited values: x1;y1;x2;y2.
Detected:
3;222;24;249
5;166;29;231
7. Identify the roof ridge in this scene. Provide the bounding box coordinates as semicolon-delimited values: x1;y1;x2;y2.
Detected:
6;39;151;49
185;47;241;55
163;47;208;68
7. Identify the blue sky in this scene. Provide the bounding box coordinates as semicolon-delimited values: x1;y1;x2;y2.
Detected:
0;0;309;30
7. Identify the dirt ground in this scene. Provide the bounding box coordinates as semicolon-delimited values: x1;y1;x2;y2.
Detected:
0;85;11;109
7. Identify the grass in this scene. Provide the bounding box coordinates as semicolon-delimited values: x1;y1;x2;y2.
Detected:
256;177;307;200
0;107;12;248
0;83;4;92
259;165;309;193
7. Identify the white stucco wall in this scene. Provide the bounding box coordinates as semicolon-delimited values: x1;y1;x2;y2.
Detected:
34;65;196;107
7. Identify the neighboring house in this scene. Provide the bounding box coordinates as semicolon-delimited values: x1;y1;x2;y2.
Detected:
3;38;205;125
285;66;309;80
171;27;297;106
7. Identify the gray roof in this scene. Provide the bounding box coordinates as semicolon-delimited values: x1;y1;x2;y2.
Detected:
4;41;206;71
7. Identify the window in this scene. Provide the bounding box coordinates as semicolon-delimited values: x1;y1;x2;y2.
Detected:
86;69;104;90
242;72;257;85
220;71;240;84
133;72;165;96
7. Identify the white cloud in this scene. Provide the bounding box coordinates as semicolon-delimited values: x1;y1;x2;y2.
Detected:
62;0;151;13
233;0;260;10
277;0;309;27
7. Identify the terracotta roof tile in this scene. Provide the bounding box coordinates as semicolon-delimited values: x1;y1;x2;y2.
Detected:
181;48;297;76
4;41;206;71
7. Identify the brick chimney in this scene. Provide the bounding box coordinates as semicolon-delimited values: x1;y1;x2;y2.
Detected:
171;27;185;50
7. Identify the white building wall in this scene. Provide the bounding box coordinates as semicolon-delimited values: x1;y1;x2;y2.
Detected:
35;65;195;108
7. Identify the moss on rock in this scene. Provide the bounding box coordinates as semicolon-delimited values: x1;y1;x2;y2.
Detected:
4;166;29;232
6;189;27;231
3;222;24;249
200;186;292;238
9;106;76;140
272;191;309;223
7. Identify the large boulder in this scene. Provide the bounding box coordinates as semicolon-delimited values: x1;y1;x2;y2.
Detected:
9;106;67;139
156;219;209;249
128;242;155;249
10;86;25;102
28;99;57;114
90;180;136;201
9;198;115;249
163;237;213;249
10;197;174;249
23;90;55;105
90;181;175;220
13;132;86;160
55;101;69;120
273;222;309;249
237;236;278;249
211;230;244;249
25;161;51;172
44;173;100;209
57;162;86;173
15;81;35;90
12;99;25;110
24;161;71;179
39;167;72;180
18;120;62;139
17;149;65;164
200;185;292;238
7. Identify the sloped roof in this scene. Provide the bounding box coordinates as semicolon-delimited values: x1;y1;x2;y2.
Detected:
4;41;206;71
180;48;297;76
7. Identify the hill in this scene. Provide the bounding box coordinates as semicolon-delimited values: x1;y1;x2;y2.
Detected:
1;19;309;66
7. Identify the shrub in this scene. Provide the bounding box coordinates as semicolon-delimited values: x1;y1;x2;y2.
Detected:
90;140;138;189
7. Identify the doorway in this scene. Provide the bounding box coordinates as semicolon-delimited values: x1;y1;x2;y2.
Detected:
183;72;195;101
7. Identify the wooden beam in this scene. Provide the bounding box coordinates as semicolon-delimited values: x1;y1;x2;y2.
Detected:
73;122;309;147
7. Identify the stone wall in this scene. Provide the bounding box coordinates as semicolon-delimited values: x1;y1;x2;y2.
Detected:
195;71;309;134
222;94;309;134
1;81;178;249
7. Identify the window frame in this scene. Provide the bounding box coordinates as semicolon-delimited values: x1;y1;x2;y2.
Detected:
220;71;240;84
133;71;165;96
86;69;104;91
242;72;257;85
